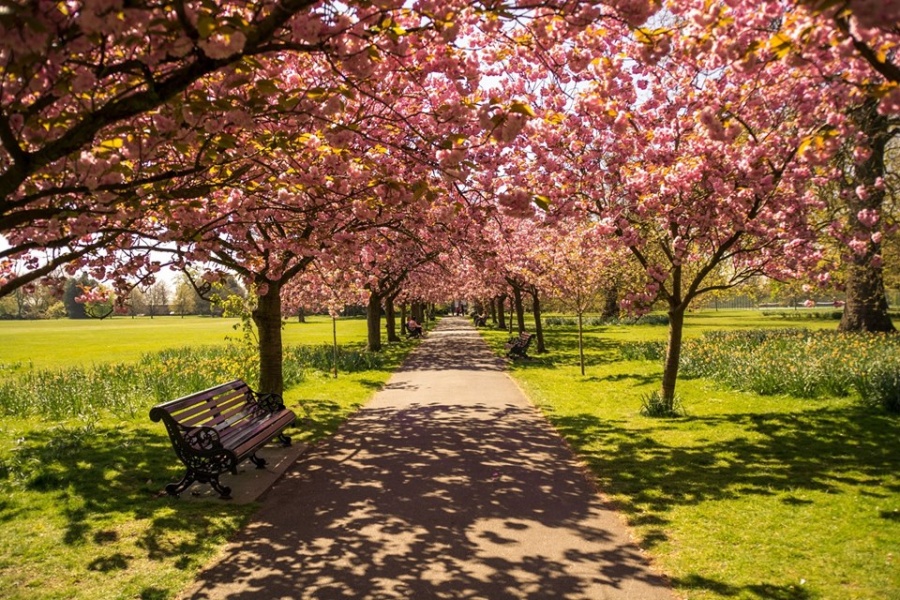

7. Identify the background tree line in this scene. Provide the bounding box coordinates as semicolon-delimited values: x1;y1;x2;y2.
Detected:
0;273;245;320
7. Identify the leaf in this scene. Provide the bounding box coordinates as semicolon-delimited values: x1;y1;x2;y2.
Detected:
412;180;429;200
533;194;551;211
217;133;237;149
255;79;280;96
545;111;565;124
197;15;217;38
509;101;536;117
306;87;329;100
768;32;792;59
438;133;468;149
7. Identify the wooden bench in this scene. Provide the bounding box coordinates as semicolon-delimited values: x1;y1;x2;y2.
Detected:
149;379;296;499
505;332;534;359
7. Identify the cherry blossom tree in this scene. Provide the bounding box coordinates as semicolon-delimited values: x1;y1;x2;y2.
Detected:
830;99;898;331
537;226;620;375
713;1;899;332
518;2;855;406
1;0;665;297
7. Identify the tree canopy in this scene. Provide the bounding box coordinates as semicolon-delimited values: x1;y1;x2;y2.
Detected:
2;0;898;398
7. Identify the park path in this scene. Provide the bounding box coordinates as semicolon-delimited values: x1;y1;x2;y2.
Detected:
181;316;674;600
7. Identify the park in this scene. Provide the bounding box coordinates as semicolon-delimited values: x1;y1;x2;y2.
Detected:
1;0;899;598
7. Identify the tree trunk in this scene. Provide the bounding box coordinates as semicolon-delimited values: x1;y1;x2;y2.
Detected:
601;283;620;320
489;297;497;324
385;295;400;342
252;281;284;395
577;311;586;376
841;263;895;331
497;293;507;330
512;286;526;333
661;303;686;404
530;287;546;353
297;307;305;323
366;292;382;352
839;100;895;333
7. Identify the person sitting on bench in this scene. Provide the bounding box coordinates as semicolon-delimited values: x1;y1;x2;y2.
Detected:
406;316;423;337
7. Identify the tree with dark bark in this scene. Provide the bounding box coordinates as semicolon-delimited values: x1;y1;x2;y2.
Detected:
837;100;898;332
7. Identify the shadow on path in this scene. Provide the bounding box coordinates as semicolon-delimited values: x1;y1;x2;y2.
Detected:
181;317;674;600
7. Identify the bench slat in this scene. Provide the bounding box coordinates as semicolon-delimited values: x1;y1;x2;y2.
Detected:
169;389;250;427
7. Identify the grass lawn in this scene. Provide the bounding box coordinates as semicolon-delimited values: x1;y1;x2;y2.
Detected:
0;314;370;370
482;310;900;600
2;310;898;599
0;315;416;600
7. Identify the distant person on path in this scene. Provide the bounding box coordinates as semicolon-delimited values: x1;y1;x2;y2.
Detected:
406;316;423;338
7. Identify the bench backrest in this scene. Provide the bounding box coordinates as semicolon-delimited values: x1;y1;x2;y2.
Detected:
149;379;259;430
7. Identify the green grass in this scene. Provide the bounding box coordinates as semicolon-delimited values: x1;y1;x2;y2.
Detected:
4;310;899;599
481;310;900;600
0;315;370;370
0;315;416;600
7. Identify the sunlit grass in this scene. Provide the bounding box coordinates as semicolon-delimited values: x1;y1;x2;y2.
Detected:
0;314;369;370
480;310;900;600
0;315;416;599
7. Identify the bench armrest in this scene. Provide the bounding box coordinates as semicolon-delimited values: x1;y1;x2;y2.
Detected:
183;425;223;451
250;391;286;414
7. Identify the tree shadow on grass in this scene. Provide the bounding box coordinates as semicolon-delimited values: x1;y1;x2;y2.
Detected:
0;423;252;534
554;405;899;513
582;372;660;387
549;404;899;525
546;405;899;597
672;574;813;600
0;422;259;600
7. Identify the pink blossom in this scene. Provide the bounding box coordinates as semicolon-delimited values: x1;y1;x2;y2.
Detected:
848;238;869;255
857;208;879;227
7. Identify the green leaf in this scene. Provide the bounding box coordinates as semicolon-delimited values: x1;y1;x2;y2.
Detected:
197;15;217;38
306;87;330;100
255;79;281;96
533;194;551;210
509;101;536;117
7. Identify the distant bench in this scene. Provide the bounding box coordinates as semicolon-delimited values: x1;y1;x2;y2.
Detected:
505;332;534;359
149;379;296;499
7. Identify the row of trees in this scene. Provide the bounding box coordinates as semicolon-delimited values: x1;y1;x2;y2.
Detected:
0;274;248;319
1;0;898;402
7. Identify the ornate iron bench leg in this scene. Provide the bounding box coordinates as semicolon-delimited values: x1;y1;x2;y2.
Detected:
165;470;197;497
277;433;292;447
207;475;233;499
249;453;267;469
